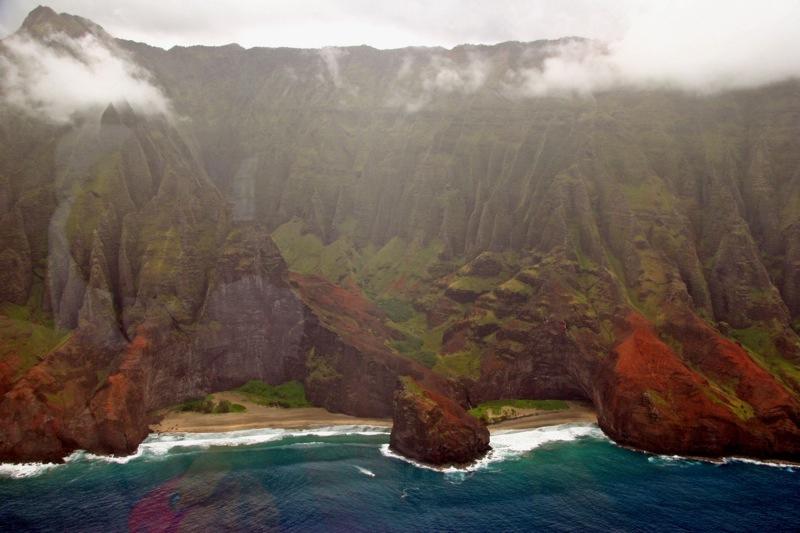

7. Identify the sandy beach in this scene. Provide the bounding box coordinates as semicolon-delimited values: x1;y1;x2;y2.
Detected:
489;402;597;430
150;393;596;434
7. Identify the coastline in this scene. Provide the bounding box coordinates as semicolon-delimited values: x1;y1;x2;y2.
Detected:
3;399;796;479
150;394;597;434
149;392;392;433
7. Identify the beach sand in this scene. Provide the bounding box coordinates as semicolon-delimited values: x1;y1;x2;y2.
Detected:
489;401;597;430
150;393;597;434
149;392;391;433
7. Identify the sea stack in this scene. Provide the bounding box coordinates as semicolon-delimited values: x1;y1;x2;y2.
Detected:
389;377;490;466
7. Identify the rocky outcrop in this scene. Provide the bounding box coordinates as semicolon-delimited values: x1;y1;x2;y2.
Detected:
596;313;800;461
390;377;490;466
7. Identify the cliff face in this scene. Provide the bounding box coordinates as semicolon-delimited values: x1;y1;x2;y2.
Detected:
1;6;799;463
390;377;490;466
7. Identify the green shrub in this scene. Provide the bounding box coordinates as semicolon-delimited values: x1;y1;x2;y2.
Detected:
468;399;568;423
178;396;215;413
176;396;247;414
236;380;311;408
214;399;232;413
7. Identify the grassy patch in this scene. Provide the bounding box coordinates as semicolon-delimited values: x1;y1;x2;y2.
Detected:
433;343;482;379
730;325;800;389
376;298;416;322
474;310;499;326
0;305;71;379
399;375;425;397
235;380;311;408
730;326;779;358
388;335;437;368
468;399;568;423
447;275;500;294
496;278;533;298
176;396;246;414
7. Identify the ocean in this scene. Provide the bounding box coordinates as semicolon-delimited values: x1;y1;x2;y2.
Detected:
0;424;798;532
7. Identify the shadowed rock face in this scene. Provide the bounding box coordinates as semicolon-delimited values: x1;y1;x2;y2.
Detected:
390;377;490;466
1;6;800;463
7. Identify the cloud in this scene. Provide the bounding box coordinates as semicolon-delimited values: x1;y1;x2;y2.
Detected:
0;0;632;50
423;54;489;94
3;0;800;106
390;52;491;112
504;1;800;96
0;31;172;123
501;40;619;97
318;46;347;87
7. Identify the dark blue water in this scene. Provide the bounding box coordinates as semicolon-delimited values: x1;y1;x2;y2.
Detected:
1;425;798;532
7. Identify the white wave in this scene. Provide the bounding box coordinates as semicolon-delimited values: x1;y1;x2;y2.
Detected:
90;425;389;463
1;425;389;476
721;457;797;470
0;461;61;479
647;455;703;467
380;423;605;473
623;444;797;471
354;465;376;477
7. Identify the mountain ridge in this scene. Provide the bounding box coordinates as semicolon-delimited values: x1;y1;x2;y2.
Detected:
0;6;799;465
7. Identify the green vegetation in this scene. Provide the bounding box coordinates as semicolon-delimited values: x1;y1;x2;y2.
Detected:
433;343;482;380
474;310;499;326
731;326;800;393
272;219;447;305
235;380;311;408
305;347;342;384
0;303;71;380
731;326;779;358
361;237;443;298
703;381;755;421
272;218;359;283
496;278;533;297
399;375;426;398
388;335;437;368
447;275;500;294
683;359;756;421
376;297;416;322
385;307;447;368
177;396;246;414
468;399;568;423
643;389;668;408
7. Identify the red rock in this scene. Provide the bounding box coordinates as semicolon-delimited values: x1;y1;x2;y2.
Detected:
390;377;490;466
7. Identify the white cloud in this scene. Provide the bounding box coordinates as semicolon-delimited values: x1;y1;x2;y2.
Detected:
424;54;489;94
2;0;800;106
318;46;347;87
0;0;634;50
390;52;491;112
504;1;800;96
0;31;172;123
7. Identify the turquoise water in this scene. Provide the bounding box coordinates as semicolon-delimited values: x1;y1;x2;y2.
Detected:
0;424;798;532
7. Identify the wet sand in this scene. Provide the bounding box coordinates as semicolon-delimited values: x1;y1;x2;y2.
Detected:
150;393;596;434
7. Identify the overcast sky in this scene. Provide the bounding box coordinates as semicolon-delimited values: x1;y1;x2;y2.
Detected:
0;0;657;49
2;0;800;123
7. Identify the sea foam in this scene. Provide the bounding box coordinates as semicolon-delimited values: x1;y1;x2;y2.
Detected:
0;461;61;479
355;465;376;477
0;425;390;477
380;423;605;473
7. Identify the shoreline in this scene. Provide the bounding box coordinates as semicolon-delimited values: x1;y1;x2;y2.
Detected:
3;400;797;475
150;394;597;434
